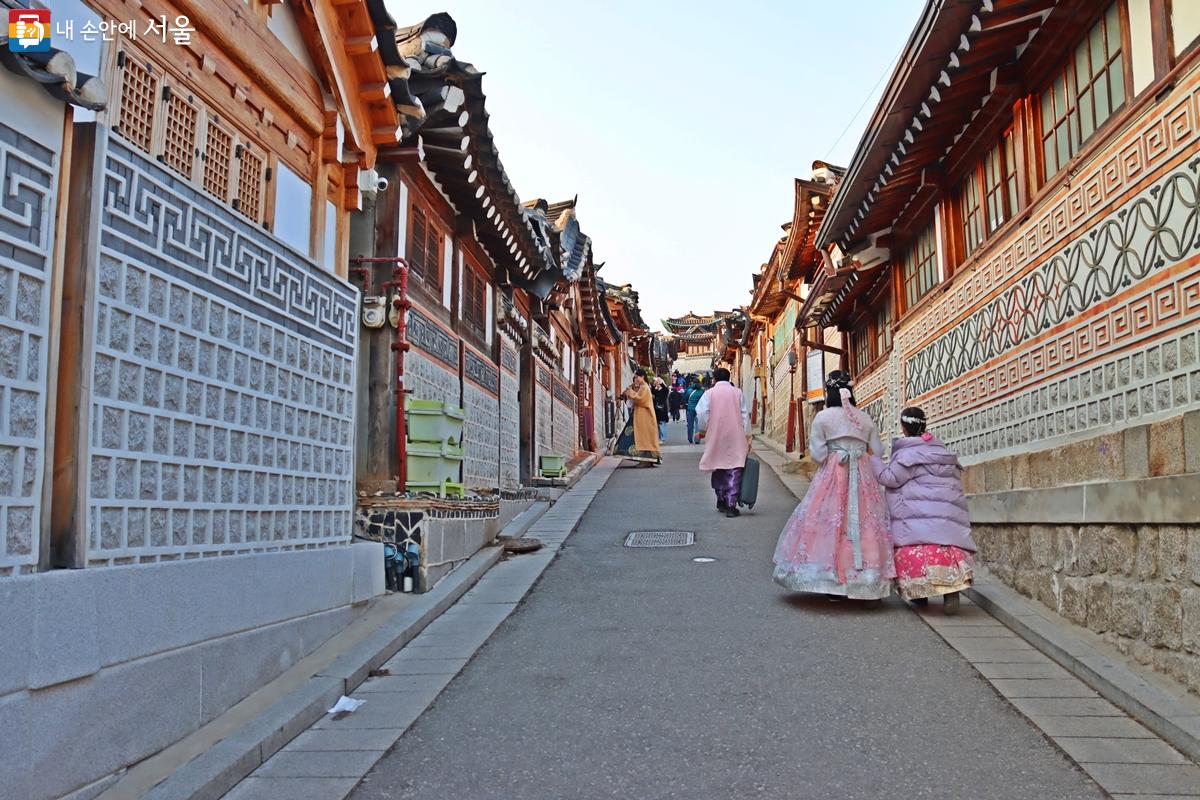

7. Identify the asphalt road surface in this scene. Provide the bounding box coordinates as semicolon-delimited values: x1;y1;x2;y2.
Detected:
352;419;1103;800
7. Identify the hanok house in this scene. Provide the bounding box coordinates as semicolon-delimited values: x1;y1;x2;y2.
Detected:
739;163;843;453
0;0;398;797
356;11;618;586
818;0;1200;694
664;311;729;375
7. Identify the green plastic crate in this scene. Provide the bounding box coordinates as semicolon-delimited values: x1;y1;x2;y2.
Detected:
405;478;465;499
539;453;567;478
407;441;464;484
405;398;465;444
406;442;444;483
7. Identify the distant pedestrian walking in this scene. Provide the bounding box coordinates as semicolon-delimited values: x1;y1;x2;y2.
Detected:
669;385;684;422
772;371;895;605
613;369;661;466
872;407;975;615
651;377;670;442
696;368;751;518
684;378;705;443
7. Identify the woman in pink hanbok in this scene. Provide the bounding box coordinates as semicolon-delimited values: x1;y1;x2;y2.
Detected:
772;371;895;605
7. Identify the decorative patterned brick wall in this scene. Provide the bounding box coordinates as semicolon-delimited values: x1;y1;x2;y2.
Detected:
405;309;460;407
535;372;552;465
888;66;1200;464
498;338;520;488
463;382;499;488
552;385;576;455
0;118;57;575
85;138;357;564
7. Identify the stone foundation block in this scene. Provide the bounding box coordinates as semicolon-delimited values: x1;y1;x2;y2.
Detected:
1183;588;1200;655
1136;526;1159;580
1185;410;1200;473
1060;576;1090;626
1143;585;1183;649
1158;526;1188;582
1110;583;1144;639
1085;579;1112;633
1149;416;1186;477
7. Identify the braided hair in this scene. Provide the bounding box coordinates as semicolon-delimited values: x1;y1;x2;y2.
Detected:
900;406;928;437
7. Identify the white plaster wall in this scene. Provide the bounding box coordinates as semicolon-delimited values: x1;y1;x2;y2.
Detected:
0;544;380;799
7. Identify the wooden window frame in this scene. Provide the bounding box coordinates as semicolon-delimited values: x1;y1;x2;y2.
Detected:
874;292;893;360
461;262;487;342
1037;1;1131;182
957;169;985;261
405;202;444;294
901;221;939;312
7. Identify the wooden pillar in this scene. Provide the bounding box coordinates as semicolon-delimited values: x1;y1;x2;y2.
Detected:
519;307;536;484
50;119;94;569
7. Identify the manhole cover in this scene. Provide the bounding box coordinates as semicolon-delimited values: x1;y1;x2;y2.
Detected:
624;530;695;548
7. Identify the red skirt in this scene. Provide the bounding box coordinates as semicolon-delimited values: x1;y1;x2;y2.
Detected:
893;544;973;600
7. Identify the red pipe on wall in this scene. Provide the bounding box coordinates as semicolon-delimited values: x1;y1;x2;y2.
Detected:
351;257;412;492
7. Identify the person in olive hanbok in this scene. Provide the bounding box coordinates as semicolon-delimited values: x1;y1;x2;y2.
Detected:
772;371;895;605
613;369;661;466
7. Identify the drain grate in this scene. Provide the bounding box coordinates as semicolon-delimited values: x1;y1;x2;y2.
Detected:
624;530;695;548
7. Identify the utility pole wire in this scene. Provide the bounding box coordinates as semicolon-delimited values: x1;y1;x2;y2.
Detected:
823;43;906;162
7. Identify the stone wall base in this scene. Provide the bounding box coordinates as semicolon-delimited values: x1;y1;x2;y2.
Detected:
1;544;383;799
357;498;533;592
974;520;1200;695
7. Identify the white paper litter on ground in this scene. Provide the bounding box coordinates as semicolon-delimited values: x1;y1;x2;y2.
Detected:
327;696;366;715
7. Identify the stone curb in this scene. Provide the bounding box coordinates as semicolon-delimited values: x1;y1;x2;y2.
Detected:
497;501;550;540
968;571;1200;764
142;545;503;800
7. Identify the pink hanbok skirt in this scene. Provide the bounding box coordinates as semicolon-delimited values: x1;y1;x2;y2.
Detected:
772;449;895;600
894;544;974;600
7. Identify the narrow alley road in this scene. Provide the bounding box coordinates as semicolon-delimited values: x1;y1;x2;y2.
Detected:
351;423;1103;800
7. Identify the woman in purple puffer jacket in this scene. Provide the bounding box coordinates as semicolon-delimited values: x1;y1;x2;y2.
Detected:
871;407;976;615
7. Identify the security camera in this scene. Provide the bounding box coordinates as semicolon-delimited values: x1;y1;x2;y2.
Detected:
358;169;388;195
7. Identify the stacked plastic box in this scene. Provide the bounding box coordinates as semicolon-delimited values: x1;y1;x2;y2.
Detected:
405;398;466;498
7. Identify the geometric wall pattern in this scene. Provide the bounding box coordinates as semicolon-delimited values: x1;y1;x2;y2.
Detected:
907;160;1200;399
463;382;499;488
933;310;1200;460
0;120;56;574
86;139;358;564
499;337;520;488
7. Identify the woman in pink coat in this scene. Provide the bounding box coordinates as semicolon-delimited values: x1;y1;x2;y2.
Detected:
871;407;976;615
772;371;895;605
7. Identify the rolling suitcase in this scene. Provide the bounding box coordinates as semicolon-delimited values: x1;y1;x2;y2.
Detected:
738;456;760;509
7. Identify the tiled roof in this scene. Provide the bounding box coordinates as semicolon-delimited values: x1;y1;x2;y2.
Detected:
0;0;106;110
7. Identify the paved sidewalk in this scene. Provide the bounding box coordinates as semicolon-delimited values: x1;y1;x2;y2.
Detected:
220;460;620;800
758;445;1200;798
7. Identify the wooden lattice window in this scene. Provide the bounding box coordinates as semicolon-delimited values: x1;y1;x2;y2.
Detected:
982;133;1019;233
117;57;158;153
202;121;233;200
1040;2;1126;178
850;327;872;374
462;266;486;337
874;294;893;358
235;146;265;223
958;171;984;260
161;88;198;178
902;222;939;310
406;205;442;291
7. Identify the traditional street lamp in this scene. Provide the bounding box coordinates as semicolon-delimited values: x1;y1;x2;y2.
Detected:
785;348;798;452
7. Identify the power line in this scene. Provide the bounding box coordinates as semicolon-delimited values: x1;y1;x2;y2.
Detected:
823;43;906;162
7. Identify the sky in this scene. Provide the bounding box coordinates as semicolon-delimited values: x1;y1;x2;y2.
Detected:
388;0;927;330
